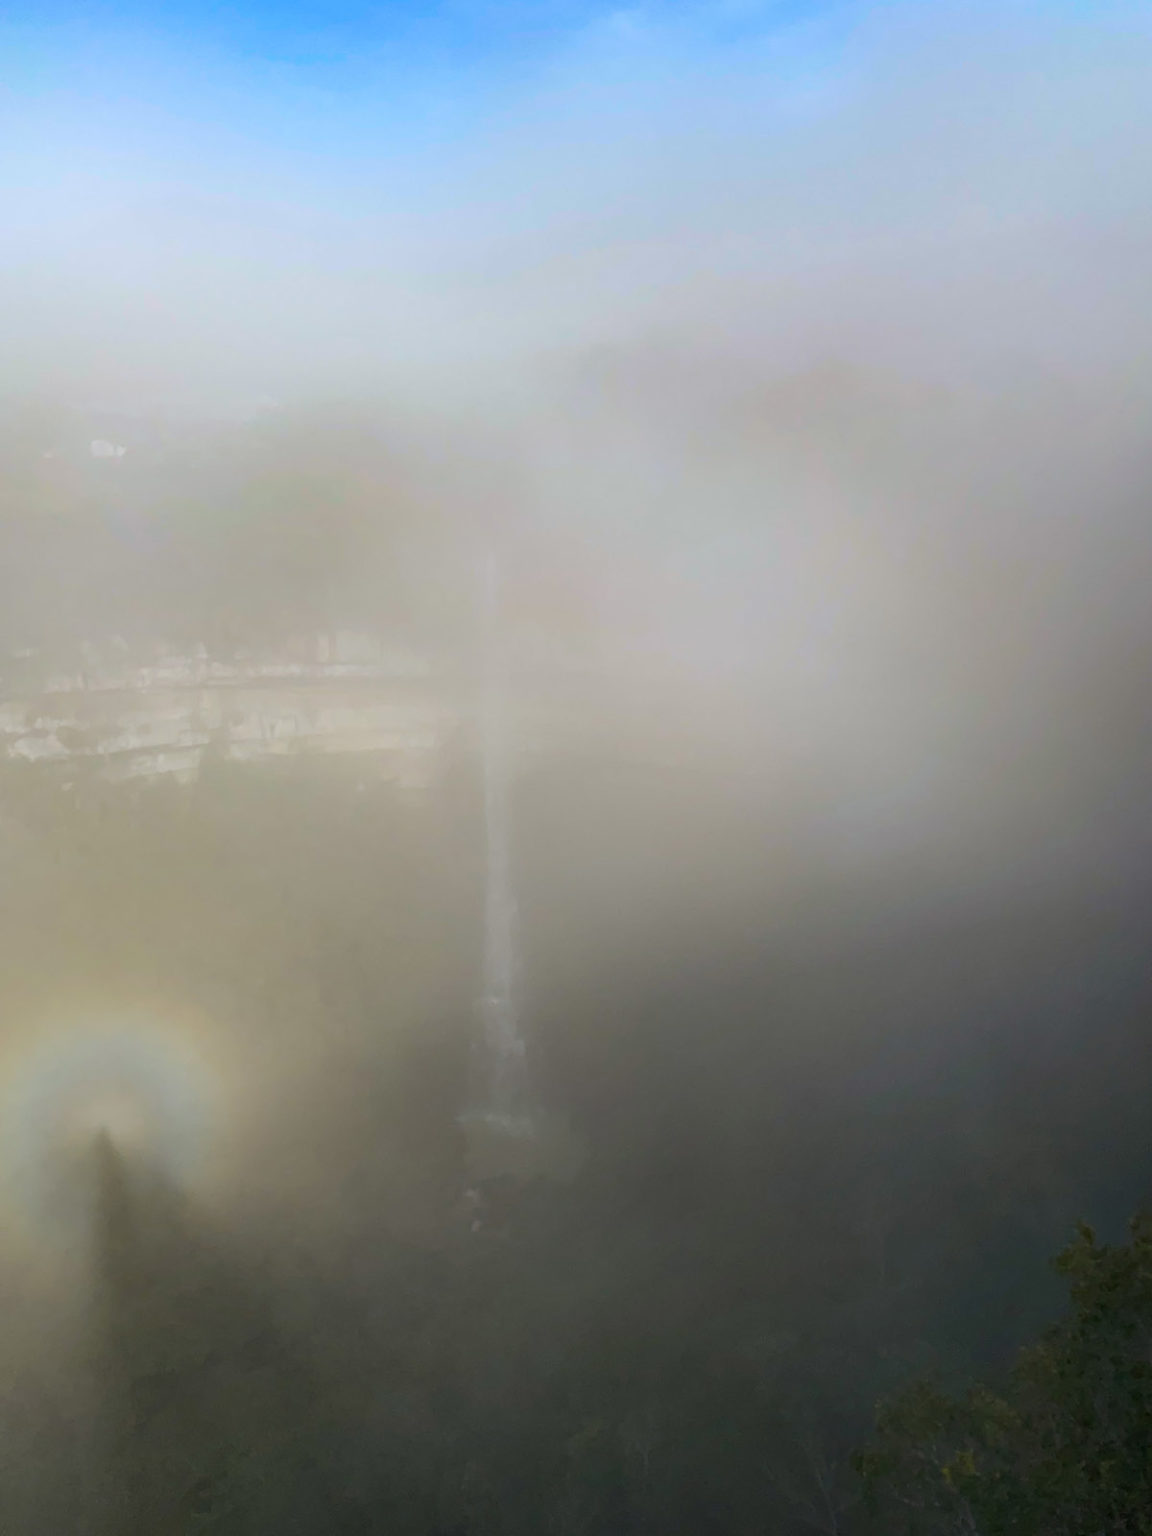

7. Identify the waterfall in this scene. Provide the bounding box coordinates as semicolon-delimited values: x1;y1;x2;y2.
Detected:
474;553;531;1132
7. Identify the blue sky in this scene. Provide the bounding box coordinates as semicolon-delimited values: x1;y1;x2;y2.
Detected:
4;2;843;64
0;1;1148;406
0;1;852;150
0;1;856;215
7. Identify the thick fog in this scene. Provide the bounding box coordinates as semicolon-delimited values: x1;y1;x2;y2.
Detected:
1;3;1152;1532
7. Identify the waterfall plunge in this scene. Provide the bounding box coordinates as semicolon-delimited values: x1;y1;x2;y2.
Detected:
473;554;531;1135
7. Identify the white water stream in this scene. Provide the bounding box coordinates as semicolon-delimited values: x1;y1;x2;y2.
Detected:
475;555;531;1131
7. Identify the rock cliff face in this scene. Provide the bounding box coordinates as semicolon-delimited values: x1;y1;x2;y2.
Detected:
1;685;447;787
0;634;645;787
0;640;448;786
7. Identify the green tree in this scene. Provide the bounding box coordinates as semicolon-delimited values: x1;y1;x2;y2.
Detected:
856;1212;1152;1534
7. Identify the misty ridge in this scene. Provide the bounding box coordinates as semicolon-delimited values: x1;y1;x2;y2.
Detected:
1;3;1152;1533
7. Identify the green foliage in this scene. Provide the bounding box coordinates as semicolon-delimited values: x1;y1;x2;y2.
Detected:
856;1213;1152;1535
